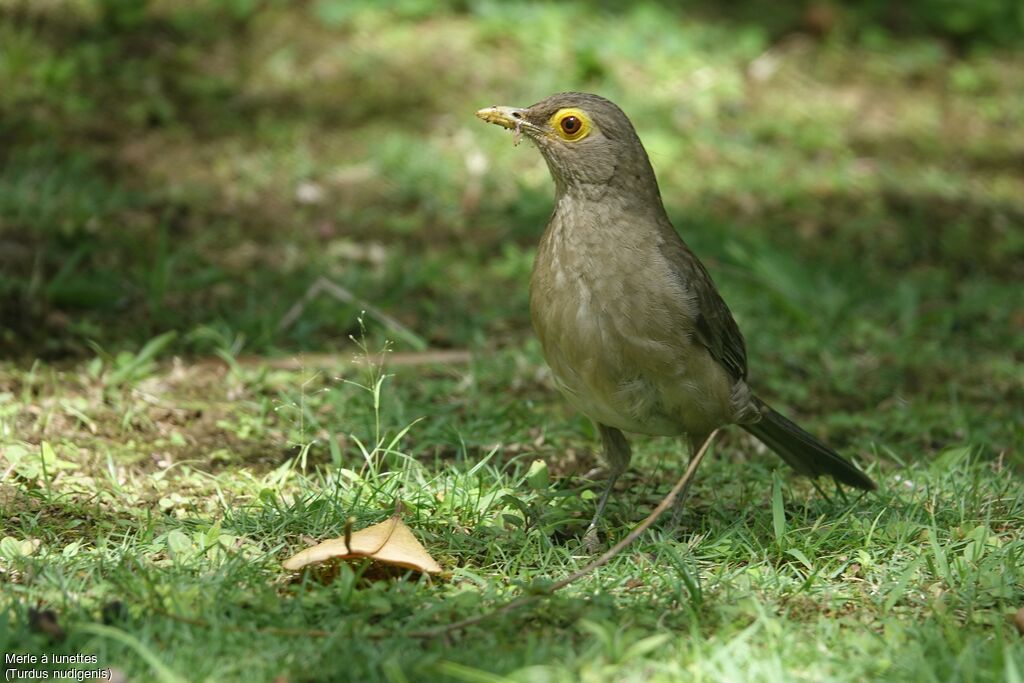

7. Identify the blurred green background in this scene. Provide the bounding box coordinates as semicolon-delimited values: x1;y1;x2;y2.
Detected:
1;0;1022;450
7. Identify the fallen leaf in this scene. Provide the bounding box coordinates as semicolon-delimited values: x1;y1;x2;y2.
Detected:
283;515;441;574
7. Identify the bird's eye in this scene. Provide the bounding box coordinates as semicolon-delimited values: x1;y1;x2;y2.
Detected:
550;108;591;141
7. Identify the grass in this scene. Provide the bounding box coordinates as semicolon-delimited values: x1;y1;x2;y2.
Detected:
1;1;1023;681
2;348;1021;681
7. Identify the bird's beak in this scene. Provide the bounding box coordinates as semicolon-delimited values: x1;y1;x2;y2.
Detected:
475;105;527;130
476;105;542;146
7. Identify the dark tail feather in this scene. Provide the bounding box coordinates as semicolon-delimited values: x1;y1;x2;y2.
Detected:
743;398;876;491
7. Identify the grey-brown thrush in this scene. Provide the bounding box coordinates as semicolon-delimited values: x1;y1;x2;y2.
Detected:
476;92;875;536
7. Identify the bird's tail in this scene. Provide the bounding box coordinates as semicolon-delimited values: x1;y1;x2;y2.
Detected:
742;398;876;491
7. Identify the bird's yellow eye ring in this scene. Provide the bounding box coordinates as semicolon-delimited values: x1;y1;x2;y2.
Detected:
550;108;591;141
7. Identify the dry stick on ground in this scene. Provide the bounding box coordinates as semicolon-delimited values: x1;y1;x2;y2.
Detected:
405;429;720;639
278;276;428;351
150;431;719;640
194;349;473;372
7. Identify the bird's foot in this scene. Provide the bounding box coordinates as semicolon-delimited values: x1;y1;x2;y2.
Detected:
668;496;688;532
581;525;602;554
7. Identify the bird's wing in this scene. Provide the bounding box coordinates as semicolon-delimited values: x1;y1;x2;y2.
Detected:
659;236;749;382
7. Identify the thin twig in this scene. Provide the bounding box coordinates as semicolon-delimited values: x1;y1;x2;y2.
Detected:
147;431;718;641
153;608;334;639
405;429;720;638
193;349;472;371
277;276;427;350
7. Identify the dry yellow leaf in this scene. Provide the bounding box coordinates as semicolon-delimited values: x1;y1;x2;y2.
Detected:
282;515;441;574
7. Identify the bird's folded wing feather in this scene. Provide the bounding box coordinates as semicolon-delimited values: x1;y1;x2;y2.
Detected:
658;234;749;383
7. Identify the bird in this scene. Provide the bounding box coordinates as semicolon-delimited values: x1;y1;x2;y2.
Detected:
475;92;876;539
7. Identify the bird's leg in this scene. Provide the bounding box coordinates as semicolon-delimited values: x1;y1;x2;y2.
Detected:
669;432;712;529
810;477;833;503
583;424;631;551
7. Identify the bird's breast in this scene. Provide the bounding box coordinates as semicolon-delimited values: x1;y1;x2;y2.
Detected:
528;200;730;436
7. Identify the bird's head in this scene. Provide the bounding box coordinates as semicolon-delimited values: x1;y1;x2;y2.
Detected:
476;92;659;201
